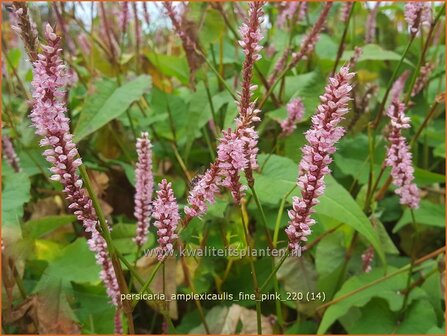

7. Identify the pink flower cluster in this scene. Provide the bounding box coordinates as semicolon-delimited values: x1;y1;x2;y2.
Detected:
361;246;375;273
153;179;180;260
269;2;331;85
277;1;307;28
347;47;363;69
412;62;435;97
365;2;381;44
133;132;154;248
184;163;220;218
2;136;21;173
233;1;264;188
285;66;355;255
389;70;410;103
404;2;432;36
11;3;38;62
217;130;248;204
30;24;120;307
385;100;420;208
289;3;333;69
339;2;353;23
119;2;129;34
163;2;203;82
280;98;305;136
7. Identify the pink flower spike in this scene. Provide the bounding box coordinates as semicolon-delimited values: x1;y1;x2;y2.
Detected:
29;24;120;307
285;66;355;255
340;2;353;23
404;2;431;36
385;100;420;208
365;2;381;44
217;129;248;204
153;179;180;260
280;98;305;136
2;136;21;173
412;62;435;97
119;2;129;35
184;163;220;218
361;246;375;273
389;70;410;103
133;132;154;248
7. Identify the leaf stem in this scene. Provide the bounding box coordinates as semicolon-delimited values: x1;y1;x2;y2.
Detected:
372;35;415;129
273;185;296;247
249;185;273;248
239;207;262;334
317;246;446;313
331;3;356;75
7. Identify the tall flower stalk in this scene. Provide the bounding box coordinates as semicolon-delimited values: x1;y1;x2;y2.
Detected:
264;3;333;105
285;66;355;254
185;1;265;216
29;24;122;332
163;2;204;87
384;100;420;208
133;132;154;248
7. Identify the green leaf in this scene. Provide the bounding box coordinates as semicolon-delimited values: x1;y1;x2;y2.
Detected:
23;215;77;239
74;76;151;141
72;283;115;334
34;239;101;292
146;52;189;84
341;44;414;66
253;154;384;263
318;266;427;334
414;167;445;185
341;298;438;334
316;231;346;277
393;200;445;232
111;223;154;254
184;82;212;155
1;171;30;232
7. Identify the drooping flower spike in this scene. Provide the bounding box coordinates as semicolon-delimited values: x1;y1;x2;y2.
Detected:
385;100;420;208
280;98;305;137
277;1;307;28
163;2;204;86
412;62;435;97
11;2;38;62
184;163;220;219
285;66;355;255
153;179;180;260
29;24;121;321
133;132;154;248
185;1;265;217
389;70;410;103
269;2;332;84
289;2;333;69
2;136;21;173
